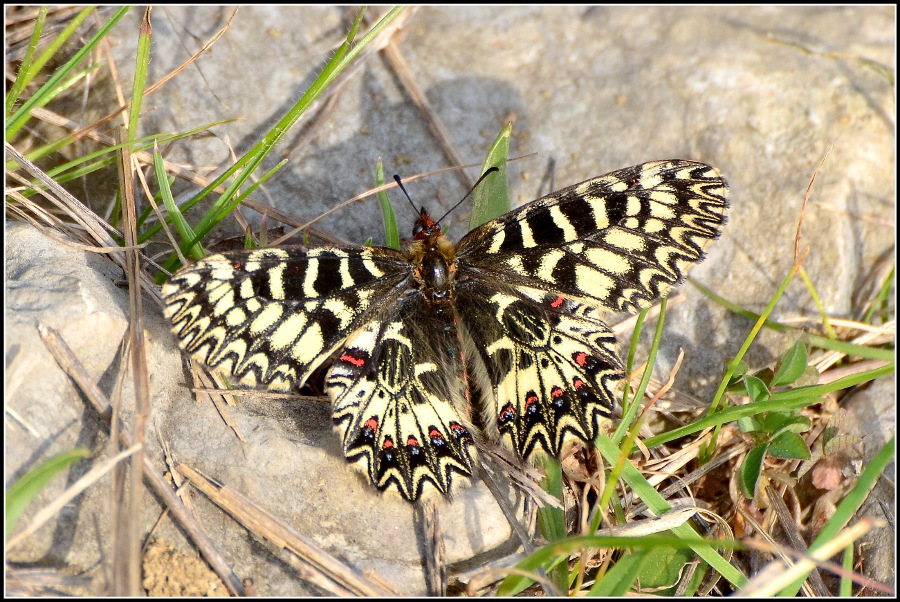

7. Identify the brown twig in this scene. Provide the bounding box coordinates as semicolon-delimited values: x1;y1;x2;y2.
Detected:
37;324;246;597
176;464;400;596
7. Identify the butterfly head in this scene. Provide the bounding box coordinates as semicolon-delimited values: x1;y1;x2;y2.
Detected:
412;207;442;240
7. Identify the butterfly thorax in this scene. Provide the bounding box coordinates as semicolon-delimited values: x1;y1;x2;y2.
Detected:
406;207;458;303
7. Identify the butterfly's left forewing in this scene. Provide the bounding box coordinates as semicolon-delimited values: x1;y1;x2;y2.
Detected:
457;160;729;314
163;246;410;391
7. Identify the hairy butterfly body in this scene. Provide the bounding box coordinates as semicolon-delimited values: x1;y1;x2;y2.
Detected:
163;159;729;501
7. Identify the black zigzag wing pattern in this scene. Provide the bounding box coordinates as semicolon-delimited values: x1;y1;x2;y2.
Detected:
455;283;623;461
451;159;728;461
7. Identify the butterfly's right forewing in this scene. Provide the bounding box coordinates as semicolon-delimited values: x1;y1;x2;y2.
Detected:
457;160;729;314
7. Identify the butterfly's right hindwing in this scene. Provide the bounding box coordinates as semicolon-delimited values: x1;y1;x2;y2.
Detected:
162;246;410;390
456;283;623;460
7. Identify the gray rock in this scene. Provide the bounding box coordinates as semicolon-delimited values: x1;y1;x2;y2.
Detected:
5;222;512;596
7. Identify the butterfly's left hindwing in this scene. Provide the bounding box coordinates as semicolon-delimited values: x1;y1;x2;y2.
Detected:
326;296;476;500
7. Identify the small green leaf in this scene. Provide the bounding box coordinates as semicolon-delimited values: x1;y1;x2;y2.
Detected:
760;411;810;437
469;122;512;230
629;545;697;595
740;444;768;498
729;359;749;379
737;416;762;433
6;448;91;536
777;416;812;437
376;159;400;250
768;431;811;460
743;375;770;402
772;340;809;386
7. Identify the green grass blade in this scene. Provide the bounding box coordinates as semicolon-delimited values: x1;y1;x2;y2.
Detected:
5;6;48;116
128;9;152;142
644;363;894;448
588;548;651;596
12;124;228;194
7;6;130;137
500;533;743;596
779;436;895;596
161;6;406;272
862;264;894;324
799;266;836;338
154;146;201;260
469;122;512;230
376;158;400;250
6;448;91;537
618;305;650;415
595;432;748;588
612;298;667;446
700;260;804;462
691;279;894;362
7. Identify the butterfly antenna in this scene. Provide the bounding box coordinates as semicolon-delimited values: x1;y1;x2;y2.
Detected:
435;166;499;225
393;174;419;216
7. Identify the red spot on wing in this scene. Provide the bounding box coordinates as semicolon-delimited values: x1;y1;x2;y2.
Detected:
524;392;539;414
573;378;586;390
499;403;516;424
449;422;470;440
574;351;588;367
551;386;564;399
382;436;395;449
428;427;446;443
407;435;420;447
364;417;379;431
550;295;565;308
339;349;367;368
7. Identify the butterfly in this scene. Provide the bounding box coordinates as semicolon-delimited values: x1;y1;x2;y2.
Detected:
162;159;729;501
